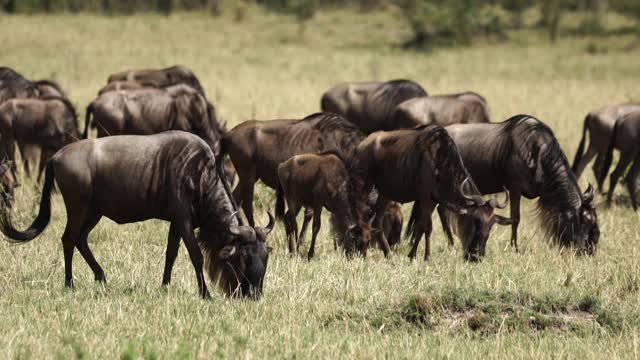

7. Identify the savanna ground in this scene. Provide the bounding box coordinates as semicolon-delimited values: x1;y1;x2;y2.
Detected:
1;5;640;359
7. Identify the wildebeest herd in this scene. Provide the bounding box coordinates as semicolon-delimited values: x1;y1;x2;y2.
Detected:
2;64;632;300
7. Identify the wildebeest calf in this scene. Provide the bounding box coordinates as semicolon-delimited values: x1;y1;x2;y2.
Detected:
0;131;274;299
275;151;371;259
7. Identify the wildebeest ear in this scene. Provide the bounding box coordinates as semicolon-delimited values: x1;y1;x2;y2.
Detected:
218;245;238;260
494;215;512;225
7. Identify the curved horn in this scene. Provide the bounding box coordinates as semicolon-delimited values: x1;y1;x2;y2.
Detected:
583;183;594;204
261;212;275;236
488;188;509;209
459;177;485;206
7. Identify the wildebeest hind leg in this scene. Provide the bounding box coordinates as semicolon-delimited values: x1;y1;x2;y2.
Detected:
420;204;435;261
624;153;640;210
298;208;313;252
436;205;454;248
162;223;181;286
284;203;301;255
75;212;105;282
177;221;210;299
606;152;633;206
307;206;322;260
17;143;30;178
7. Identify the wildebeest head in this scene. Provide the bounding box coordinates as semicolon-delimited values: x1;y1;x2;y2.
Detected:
217;212;275;299
553;184;599;256
0;163;17;208
444;179;512;261
341;214;374;258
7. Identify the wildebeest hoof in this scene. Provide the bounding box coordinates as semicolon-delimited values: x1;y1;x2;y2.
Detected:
307;253;315;261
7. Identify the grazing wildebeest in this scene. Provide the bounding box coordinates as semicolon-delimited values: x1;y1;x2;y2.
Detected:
445;115;599;255
393;95;491;128
220;112;365;227
0;67;38;105
330;189;404;251
0;132;273;299
352;125;512;260
83;85;222;154
107;65;205;96
0;96;80;180
97;80;157;95
599;111;640;209
320;80;428;133
275;150;371;259
572;103;640;186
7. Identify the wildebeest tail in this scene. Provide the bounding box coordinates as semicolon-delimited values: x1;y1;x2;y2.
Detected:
275;181;286;220
215;137;243;225
0;161;55;242
405;201;419;240
571;114;590;174
82;103;93;139
598;117;620;190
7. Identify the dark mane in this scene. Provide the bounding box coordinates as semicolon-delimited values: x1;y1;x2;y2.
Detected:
303;112;361;133
0;67;28;82
33;79;67;97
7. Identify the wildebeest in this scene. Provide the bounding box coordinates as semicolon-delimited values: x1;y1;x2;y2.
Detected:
275;150;371;259
0;96;80;179
352;125;512;260
0;67;38;105
330;189;403;250
572;103;640;186
0;132;274;299
97;80;156;95
83;85;223;154
446;115;599;255
599;111;640;209
107;65;205;96
393;94;490;128
320;80;428;133
220;112;365;227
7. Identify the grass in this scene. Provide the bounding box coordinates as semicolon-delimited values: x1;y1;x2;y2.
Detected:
1;5;640;359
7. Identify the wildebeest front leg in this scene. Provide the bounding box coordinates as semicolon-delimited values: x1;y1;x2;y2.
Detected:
408;201;435;261
177;222;210;299
373;196;392;257
307;206;323;260
234;171;257;227
624;153;640;210
162;223;181;286
509;189;521;253
436;205;454;248
75;213;106;282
